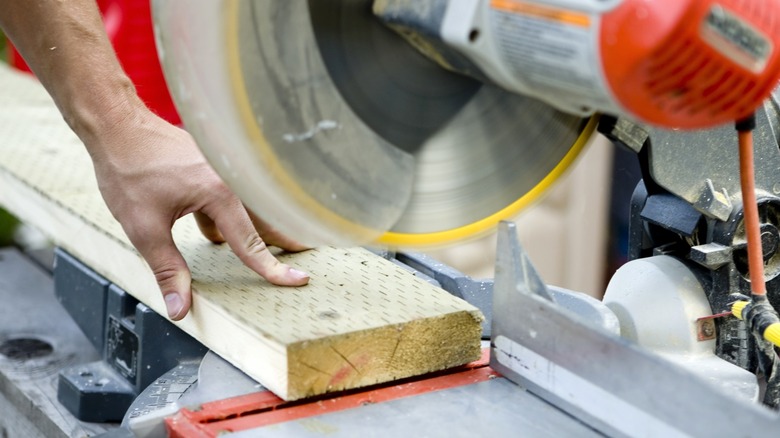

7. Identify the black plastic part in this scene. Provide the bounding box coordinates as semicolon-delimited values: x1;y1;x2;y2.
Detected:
636;138;666;197
58;361;136;423
53;249;207;422
105;284;208;392
736;113;757;132
640;193;702;237
596;115;649;153
628;181;650;261
53;249;110;351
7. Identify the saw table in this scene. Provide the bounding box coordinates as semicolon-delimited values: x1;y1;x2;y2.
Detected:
0;241;619;437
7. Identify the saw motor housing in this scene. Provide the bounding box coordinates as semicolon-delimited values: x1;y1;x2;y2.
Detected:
377;0;780;129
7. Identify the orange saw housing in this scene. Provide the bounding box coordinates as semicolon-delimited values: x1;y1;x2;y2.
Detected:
600;0;780;129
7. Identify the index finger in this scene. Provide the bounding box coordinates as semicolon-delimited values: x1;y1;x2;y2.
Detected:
201;196;309;286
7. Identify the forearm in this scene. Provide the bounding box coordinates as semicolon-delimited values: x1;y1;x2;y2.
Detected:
0;0;143;159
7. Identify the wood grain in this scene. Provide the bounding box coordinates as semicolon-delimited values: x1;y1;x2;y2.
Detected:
0;65;484;400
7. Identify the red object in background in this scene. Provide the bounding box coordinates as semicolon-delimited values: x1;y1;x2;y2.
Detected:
7;0;180;125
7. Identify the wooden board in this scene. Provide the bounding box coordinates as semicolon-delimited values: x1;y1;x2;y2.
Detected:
0;65;483;400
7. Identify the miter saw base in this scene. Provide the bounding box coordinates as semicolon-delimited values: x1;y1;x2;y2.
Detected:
3;230;779;436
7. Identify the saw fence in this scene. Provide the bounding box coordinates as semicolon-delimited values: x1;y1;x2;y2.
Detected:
0;64;483;400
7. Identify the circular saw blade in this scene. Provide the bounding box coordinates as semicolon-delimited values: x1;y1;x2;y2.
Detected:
153;0;595;248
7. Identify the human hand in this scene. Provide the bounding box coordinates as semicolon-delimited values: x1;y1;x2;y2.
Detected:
0;0;310;320
85;107;310;320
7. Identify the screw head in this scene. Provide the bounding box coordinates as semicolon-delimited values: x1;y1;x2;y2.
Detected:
700;320;716;340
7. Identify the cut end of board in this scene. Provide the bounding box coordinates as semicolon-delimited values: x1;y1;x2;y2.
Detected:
285;310;484;400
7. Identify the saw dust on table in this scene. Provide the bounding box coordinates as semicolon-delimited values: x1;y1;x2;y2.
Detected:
0;64;484;400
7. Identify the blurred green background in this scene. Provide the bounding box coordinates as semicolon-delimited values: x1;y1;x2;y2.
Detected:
0;32;21;246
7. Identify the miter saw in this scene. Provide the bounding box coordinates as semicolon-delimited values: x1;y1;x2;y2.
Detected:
9;0;780;435
139;0;780;435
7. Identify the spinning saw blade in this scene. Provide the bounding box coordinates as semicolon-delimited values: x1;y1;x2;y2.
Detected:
153;0;595;248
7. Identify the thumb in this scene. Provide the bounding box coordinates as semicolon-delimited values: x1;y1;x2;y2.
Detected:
127;223;193;321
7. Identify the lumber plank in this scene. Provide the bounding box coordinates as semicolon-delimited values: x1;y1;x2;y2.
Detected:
0;65;484;400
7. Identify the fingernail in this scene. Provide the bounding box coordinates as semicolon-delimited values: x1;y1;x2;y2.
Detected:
289;268;309;280
165;293;184;319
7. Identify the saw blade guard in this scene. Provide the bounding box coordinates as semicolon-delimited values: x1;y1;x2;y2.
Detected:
152;0;595;248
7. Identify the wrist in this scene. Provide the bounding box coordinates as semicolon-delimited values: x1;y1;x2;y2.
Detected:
65;74;147;159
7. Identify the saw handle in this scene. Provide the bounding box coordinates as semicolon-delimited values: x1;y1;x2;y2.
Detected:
601;0;780;128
